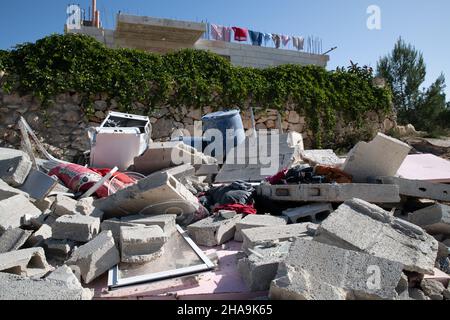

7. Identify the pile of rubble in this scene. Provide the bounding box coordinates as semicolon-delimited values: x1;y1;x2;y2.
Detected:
0;112;449;300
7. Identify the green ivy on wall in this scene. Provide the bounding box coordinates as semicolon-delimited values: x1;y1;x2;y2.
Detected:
0;34;392;147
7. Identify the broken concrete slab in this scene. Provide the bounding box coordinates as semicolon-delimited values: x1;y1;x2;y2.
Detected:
0;194;41;233
0;147;32;187
420;279;445;300
282;203;333;224
121;214;177;236
408;204;450;235
372;176;450;202
188;214;242;247
397;154;450;183
234;215;287;242
300;149;343;167
0;228;32;253
120;225;168;263
75;197;104;219
27;224;52;247
269;238;404;300
0;247;53;277
162;163;196;180
0;272;93;300
100;218;141;244
18;169;58;200
241;223;315;254
52;215;100;242
238;241;291;291
408;288;430;300
52;194;78;216
257;183;400;204
315;199;438;274
33;196;55;212
343;133;411;183
66;230;120;284
94;171;200;218
0;178;28;201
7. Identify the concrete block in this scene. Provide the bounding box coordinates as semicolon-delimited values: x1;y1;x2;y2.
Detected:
94;172;200;218
0;178;29;201
0;247;53;277
75;197;104;219
195;164;219;175
315;198;438;274
0;228;32;253
408;204;450;235
282;203;333;224
52;194;78;216
0;194;41;233
27;224;52;247
300;149;343;166
234;215;287;242
18;169;58;200
45;265;91;296
421;279;445;300
269;238;404;300
0;272;93;300
238;241;291;291
188;214;242;247
343;133;411;183
241;223;315;254
257;183;400;204
52;215;100;242
121;214;177;236
372;176;450;202
0;148;32;187
66;230;120;284
120;225;168;263
0;228;31;253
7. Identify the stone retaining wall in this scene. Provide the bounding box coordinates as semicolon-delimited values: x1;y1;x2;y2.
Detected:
0;90;396;161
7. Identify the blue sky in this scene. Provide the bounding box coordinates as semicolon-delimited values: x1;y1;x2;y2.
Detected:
0;0;449;97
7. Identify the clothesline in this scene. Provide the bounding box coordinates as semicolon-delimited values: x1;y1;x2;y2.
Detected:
206;23;307;51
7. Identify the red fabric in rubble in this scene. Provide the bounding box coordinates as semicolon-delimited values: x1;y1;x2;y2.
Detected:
214;203;257;215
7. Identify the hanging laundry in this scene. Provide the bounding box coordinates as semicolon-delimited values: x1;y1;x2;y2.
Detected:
281;35;291;47
249;30;263;46
211;24;225;41
264;33;272;46
292;36;305;50
223;26;232;42
271;34;281;48
232;27;248;41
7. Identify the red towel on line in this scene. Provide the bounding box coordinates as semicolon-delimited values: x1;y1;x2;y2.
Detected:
232;27;248;42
